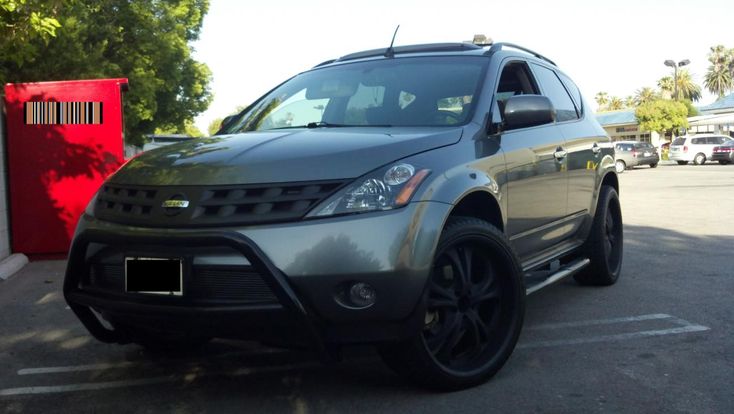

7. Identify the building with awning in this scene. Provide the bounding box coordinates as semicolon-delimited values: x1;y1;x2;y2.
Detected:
689;93;734;135
595;92;734;146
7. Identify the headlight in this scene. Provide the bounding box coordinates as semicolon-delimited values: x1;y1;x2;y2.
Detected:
307;163;430;217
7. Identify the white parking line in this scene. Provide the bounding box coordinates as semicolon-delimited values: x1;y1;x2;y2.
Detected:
519;324;709;349
16;348;289;376
18;362;138;376
1;359;350;396
1;314;710;397
526;313;673;330
0;377;171;396
519;313;709;349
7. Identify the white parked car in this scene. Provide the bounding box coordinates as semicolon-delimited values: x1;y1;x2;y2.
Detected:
669;134;734;165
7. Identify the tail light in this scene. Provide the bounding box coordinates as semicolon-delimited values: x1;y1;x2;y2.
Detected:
714;146;720;152
683;146;688;153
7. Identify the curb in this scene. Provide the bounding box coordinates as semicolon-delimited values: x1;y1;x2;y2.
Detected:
0;254;29;281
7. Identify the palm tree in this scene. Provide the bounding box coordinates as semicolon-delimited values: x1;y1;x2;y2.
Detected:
624;96;635;108
658;72;702;101
595;92;609;111
704;45;734;98
676;69;702;101
658;76;674;99
634;87;658;105
607;96;624;111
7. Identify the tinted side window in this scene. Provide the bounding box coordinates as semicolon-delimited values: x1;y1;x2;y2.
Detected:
531;63;578;122
692;138;704;144
672;138;686;145
492;61;539;128
558;72;583;116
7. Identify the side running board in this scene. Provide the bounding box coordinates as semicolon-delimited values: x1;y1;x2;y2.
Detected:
524;258;590;295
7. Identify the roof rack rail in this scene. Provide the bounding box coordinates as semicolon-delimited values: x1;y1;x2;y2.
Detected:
336;42;482;63
485;42;556;66
313;59;337;68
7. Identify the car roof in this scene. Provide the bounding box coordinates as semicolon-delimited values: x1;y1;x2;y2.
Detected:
313;41;558;70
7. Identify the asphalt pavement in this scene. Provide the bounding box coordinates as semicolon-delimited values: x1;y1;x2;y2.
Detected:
0;162;732;413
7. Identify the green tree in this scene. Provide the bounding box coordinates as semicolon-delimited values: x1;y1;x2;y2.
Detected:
0;0;212;146
658;76;674;99
704;45;734;99
607;96;624;111
594;91;609;111
675;69;702;102
634;87;659;106
635;99;688;136
0;0;61;70
155;119;204;137
624;96;635;108
658;71;702;102
207;117;223;136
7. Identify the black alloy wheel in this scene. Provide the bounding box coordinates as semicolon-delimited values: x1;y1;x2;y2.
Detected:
424;241;508;371
379;217;524;390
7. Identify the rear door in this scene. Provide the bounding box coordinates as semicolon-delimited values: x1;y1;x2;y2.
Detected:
529;63;598;238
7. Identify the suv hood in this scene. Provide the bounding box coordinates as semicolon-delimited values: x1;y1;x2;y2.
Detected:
110;127;462;185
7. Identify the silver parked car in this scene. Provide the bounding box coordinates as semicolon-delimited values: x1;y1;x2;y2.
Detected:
613;141;659;173
669;134;734;165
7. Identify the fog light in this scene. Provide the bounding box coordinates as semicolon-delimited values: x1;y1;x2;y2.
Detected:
348;282;376;308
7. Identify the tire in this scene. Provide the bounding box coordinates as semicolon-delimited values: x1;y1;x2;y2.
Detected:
719;160;730;165
650;163;658;168
379;217;525;391
615;160;626;173
677;161;688;165
693;153;706;165
574;185;623;286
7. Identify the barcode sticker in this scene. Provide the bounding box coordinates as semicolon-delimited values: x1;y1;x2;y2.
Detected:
24;101;103;125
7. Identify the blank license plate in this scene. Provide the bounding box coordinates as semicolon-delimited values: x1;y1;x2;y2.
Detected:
644;152;651;157
125;257;183;296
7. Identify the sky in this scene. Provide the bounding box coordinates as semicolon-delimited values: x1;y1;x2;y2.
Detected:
192;0;733;133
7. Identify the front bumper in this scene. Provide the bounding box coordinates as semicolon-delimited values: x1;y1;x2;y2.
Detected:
64;201;451;349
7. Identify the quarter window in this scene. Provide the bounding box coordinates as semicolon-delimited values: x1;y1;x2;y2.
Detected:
531;63;579;122
558;72;583;116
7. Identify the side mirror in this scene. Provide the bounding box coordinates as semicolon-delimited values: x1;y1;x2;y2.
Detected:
503;95;556;130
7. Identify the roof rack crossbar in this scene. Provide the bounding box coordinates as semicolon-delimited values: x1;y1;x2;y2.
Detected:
486;42;556;66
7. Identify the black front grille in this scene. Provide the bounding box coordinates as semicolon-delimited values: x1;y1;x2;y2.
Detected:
85;263;278;305
189;265;276;302
94;180;347;227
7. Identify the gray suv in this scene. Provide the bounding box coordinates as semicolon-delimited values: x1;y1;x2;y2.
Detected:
64;42;623;390
614;141;659;172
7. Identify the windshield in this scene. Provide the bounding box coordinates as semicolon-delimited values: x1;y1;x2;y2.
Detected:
222;56;488;133
672;138;686;145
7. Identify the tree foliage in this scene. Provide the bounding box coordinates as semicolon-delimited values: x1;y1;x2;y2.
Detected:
0;0;61;68
635;99;688;135
0;0;212;146
704;45;734;99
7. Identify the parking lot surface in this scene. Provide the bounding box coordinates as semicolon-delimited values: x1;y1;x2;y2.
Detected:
1;163;733;413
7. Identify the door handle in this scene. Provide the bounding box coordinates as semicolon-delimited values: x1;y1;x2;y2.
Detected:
554;147;567;160
592;143;601;154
